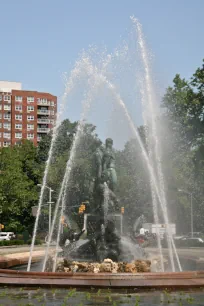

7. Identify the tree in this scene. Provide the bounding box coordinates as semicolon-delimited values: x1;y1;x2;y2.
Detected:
161;60;204;233
0;141;41;233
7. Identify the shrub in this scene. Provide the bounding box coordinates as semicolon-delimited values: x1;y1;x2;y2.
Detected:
0;240;24;246
27;239;42;245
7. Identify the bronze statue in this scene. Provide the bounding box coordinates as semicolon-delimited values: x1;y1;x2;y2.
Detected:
60;137;145;263
91;138;118;213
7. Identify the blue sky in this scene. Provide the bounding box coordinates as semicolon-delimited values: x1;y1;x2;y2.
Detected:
0;0;203;131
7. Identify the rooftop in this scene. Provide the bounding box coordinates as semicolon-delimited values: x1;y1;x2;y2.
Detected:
0;81;22;92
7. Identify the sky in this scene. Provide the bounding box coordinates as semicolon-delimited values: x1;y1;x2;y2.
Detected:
0;0;203;137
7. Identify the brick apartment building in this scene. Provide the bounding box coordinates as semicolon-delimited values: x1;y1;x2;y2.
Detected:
0;81;57;147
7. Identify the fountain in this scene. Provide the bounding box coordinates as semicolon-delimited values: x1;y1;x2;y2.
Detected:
28;16;180;274
0;16;203;293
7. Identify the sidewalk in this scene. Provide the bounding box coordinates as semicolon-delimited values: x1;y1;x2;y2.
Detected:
0;245;45;256
0;249;46;269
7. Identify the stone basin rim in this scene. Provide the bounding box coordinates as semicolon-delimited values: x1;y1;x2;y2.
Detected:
0;269;203;289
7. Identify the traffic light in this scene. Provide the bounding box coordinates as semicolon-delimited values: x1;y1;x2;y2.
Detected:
0;224;4;230
78;203;86;214
78;206;83;214
121;207;125;214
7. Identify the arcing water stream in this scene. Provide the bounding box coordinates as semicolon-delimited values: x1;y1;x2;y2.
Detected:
132;16;181;271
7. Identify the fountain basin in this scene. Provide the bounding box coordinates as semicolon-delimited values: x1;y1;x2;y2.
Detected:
0;269;204;289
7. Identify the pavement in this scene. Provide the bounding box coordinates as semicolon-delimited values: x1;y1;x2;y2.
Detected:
0;245;45;256
0;245;47;269
146;247;204;260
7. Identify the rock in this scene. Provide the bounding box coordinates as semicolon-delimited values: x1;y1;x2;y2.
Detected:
134;260;151;272
104;258;113;264
70;264;79;273
99;262;112;272
118;262;126;273
124;263;137;273
77;262;89;272
46;255;151;274
111;262;118;273
93;263;100;273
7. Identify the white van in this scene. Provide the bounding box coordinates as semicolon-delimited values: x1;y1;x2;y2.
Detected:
0;232;15;241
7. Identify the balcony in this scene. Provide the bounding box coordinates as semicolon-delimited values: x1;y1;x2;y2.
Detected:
37;118;50;124
37;100;50;106
37;109;50;115
37;128;50;133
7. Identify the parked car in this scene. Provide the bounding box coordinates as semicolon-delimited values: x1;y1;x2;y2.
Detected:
179;237;204;247
174;235;185;240
0;232;15;241
186;232;203;238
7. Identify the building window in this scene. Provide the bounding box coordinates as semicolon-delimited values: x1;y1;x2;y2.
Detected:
51;101;55;106
15;132;22;139
50;110;55;115
0;95;2;101
27;96;34;103
4;105;11;111
15;114;22;120
4;95;11;102
0;123;2;128
37;98;47;103
15;96;22;102
3;123;11;130
15;124;22;130
0;105;2;110
3;132;11;139
27;105;34;112
27;133;34;139
27;115;34;121
15;105;22;111
3;141;10;147
4;113;11;120
27;124;34;130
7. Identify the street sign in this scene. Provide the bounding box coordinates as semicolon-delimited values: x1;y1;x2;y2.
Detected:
32;206;38;217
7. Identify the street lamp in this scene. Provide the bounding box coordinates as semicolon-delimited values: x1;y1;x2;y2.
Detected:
178;189;193;238
37;184;54;235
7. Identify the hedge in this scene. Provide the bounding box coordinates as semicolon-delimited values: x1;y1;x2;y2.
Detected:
0;240;24;246
27;239;42;245
0;239;42;246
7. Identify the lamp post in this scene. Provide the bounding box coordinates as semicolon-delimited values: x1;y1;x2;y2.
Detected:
178;189;193;238
37;184;54;235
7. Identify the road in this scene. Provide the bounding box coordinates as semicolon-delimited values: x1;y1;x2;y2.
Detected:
0;245;45;256
146;247;204;262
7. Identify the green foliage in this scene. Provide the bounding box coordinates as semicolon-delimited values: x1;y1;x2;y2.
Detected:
0;141;41;233
27;238;42;245
162;59;204;232
0;240;24;246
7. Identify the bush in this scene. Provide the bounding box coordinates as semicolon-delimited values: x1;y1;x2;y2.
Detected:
0;240;24;246
27;239;42;245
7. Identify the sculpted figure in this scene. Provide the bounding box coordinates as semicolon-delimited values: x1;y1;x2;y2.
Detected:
101;138;117;192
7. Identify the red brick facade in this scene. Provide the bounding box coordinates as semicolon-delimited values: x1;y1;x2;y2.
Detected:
0;90;57;147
